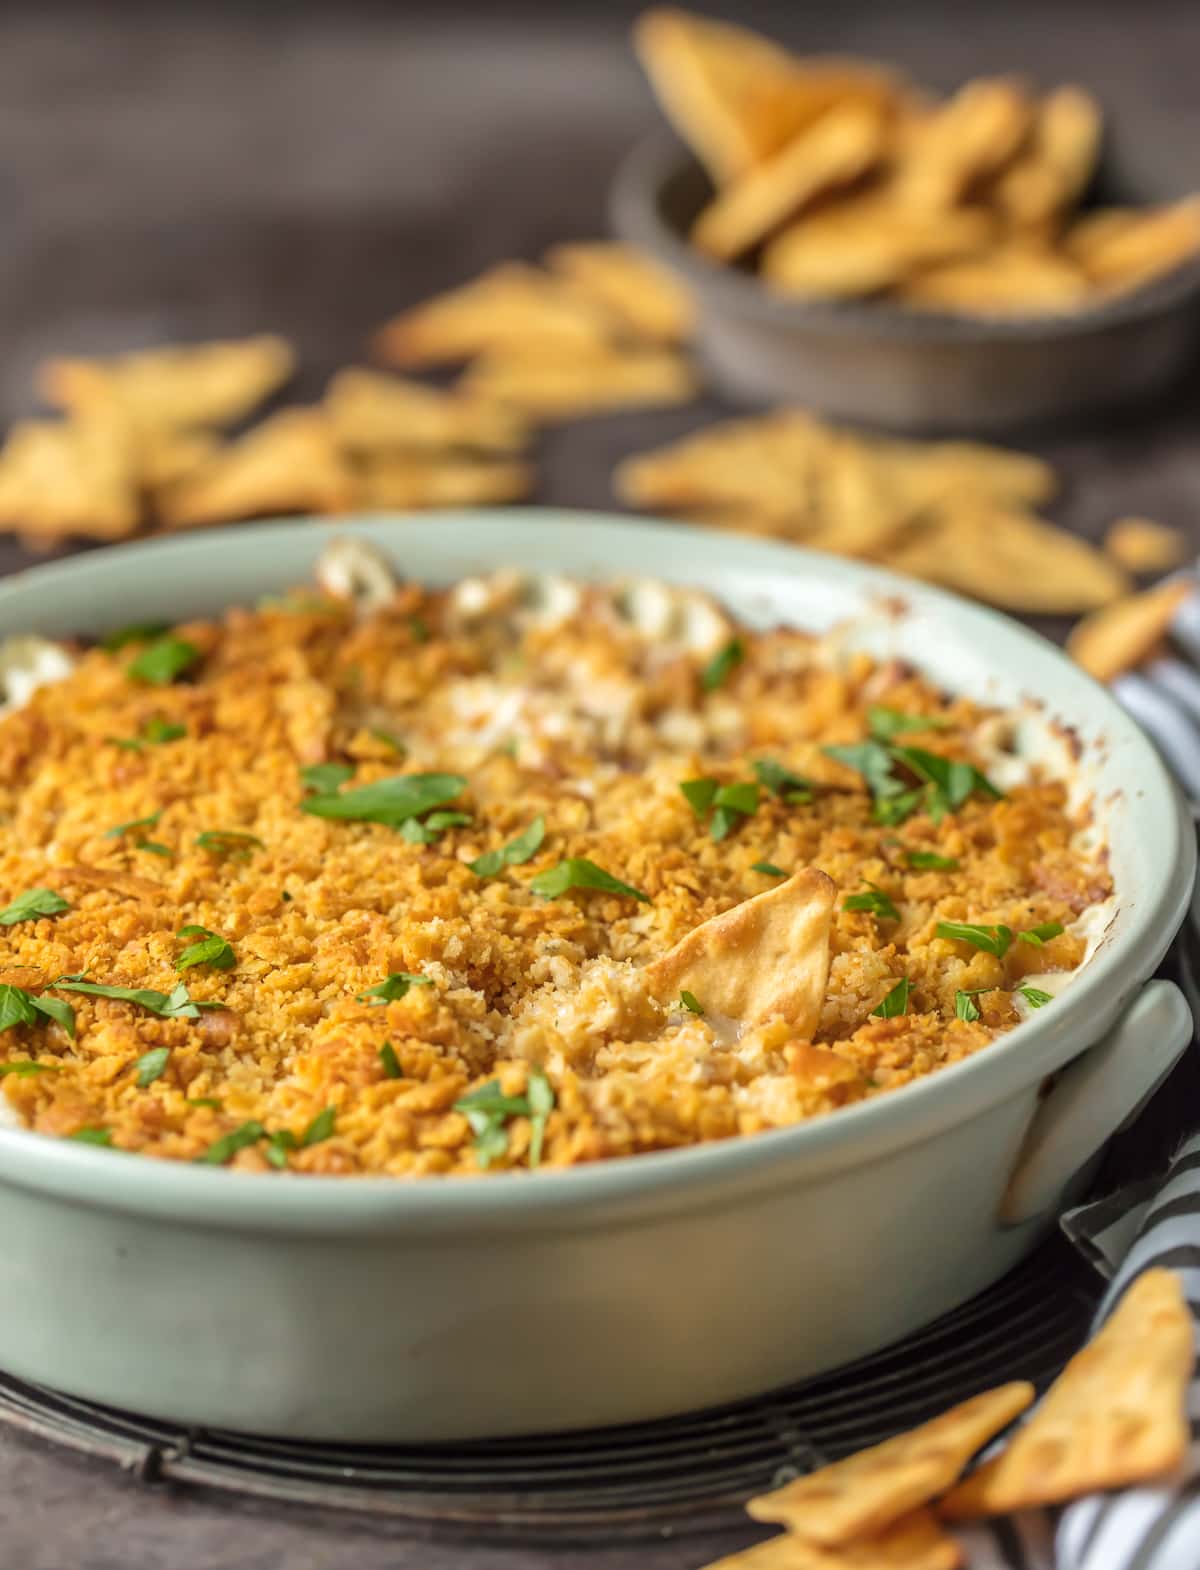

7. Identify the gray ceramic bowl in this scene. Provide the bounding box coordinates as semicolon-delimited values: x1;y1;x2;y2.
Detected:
0;511;1192;1440
611;135;1200;434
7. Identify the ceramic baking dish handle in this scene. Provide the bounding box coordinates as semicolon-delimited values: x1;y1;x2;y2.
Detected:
1000;979;1194;1227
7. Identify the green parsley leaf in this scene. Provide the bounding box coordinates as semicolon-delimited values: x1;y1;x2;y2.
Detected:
106;811;161;839
906;850;960;871
196;1120;266;1165
303;1107;336;1146
127;637;200;686
408;615;430;644
370;728;407;754
679;990;703;1015
714;782;759;816
356;972;433;1006
469;815;546;878
0;888;69;926
175;926;235;972
186;1096;222;1110
867;706;947;740
1017;985;1053;1009
379;1041;402;1079
954;988;990;1022
700;638;744;692
752;759;813;803
142;716;186;744
399;809;473;845
872;978;911;1018
136;840;172;857
101;621;170;652
264;1133;294;1168
843;883;900;921
0;1059;59;1076
195;830;264;857
872;788;925;827
893;747;1002;824
1019;922;1065;947
300;761;354;795
529;858;649;903
135;1046;171;1088
935;920;1013;958
679;778;718;818
300;772;467;829
526;1065;554;1169
825;741;905;802
751;861;788;877
68;1126;113;1146
0;984;75;1038
52;978;221;1021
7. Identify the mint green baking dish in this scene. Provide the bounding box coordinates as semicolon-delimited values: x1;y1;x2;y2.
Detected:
0;511;1189;1441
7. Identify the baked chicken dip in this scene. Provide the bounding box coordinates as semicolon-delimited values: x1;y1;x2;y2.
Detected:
0;541;1111;1176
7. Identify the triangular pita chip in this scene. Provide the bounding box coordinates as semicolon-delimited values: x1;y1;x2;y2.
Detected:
372;263;617;368
1066;577;1193;682
642;868;835;1034
156;409;354;527
898;243;1091;315
545;242;695;343
0;415;139;541
356;454;532;509
702;1509;961;1570
458;345;699;419
941;1269;1193;1518
1066;197;1200;296
989;86;1102;228
40;335;294;431
748;1383;1032;1545
891;78;1034;212
325;368;529;453
1102;516;1188;576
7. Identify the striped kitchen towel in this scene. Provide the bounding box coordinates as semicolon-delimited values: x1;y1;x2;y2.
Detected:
957;1131;1200;1570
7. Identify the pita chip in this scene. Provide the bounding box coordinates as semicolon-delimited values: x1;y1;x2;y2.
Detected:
544;242;695;343
1102;516;1189;576
325;368;529;453
40;335;294;432
941;1269;1193;1518
702;1510;961;1570
0;415;139;541
749;1383;1032;1545
990;86;1102;228
642;868;836;1035
459;345;699;419
1067;577;1193;682
355;453;533;509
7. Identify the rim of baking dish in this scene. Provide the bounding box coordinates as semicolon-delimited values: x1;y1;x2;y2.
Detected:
610;134;1200;345
0;511;1189;1231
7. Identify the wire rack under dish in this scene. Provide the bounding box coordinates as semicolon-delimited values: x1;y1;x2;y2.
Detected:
0;1236;1098;1544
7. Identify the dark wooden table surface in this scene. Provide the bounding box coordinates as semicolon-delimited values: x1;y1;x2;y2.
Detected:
1;3;1198;1565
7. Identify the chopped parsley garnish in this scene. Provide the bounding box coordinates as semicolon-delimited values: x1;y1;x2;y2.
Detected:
906;850;960;871
68;1126;113;1146
106;811;161;839
751;861;788;877
0;984;75;1038
136;840;172;857
469;815;545;878
408;614;430;644
127;637;200;686
954;988;989;1022
197;1120;266;1165
101;621;170;652
1019;922;1064;947
110;715;186;751
175;925;236;972
303;1106;336;1146
300;771;467;831
195;829;264;858
872;978;911;1018
52;978;223;1020
843;883;900;921
1018;985;1053;1009
135;1047;170;1087
825;739;1001;827
0;1059;59;1076
370;728;406;754
400;809;473;845
264;1107;337;1169
356;972;432;1006
935;920;1013;958
867;707;947;740
752;759;813;804
455;1066;555;1169
300;761;355;795
529;858;649;903
378;1041;402;1079
700;637;744;692
679;990;704;1015
0;888;69;926
678;778;760;842
186;1096;222;1110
